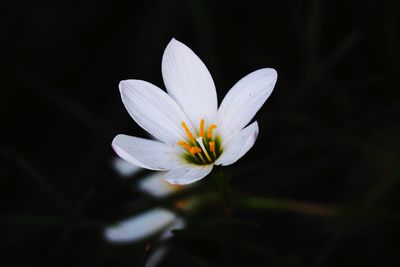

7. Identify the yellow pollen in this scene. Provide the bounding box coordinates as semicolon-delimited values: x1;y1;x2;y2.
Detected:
209;141;215;152
178;140;203;155
190;147;202;154
199;119;205;137
178;140;192;152
180;122;195;142
207;124;217;138
178;140;202;155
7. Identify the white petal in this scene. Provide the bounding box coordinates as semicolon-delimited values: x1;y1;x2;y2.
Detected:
146;217;186;267
164;164;213;185
215;121;259;166
217;68;277;141
145;218;185;267
112;157;142;178
162;38;218;125
138;172;183;198
159;217;185;241
119;79;194;145
104;208;176;243
112;135;183;171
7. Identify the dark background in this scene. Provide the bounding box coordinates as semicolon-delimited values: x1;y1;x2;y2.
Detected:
1;0;399;266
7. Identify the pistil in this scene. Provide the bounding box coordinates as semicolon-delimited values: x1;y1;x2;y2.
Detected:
196;137;213;162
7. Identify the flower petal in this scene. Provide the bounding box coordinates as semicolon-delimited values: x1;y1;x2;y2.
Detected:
138;172;184;198
112;134;183;171
215;121;259;166
164;164;213;185
104;208;176;243
159;217;185;241
217;68;277;141
119;79;194;145
146;218;185;267
112;157;142;178
162;38;218;125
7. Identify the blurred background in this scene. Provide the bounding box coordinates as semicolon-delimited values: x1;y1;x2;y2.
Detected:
1;0;399;266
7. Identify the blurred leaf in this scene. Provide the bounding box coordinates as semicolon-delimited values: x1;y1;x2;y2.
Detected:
204;218;261;229
236;195;338;217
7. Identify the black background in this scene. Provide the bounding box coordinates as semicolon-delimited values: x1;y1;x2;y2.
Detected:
1;0;399;266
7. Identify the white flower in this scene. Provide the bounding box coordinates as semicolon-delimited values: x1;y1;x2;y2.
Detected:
112;38;277;185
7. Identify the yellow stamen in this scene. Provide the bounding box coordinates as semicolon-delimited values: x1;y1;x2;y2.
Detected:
181;122;195;142
209;141;215;152
178;140;192;153
199;118;205;137
190;147;202;154
178;140;203;155
207;124;217;138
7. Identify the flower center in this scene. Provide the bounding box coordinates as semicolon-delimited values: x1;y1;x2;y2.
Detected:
177;118;222;165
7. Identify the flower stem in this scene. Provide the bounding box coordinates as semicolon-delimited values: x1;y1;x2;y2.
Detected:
212;171;234;215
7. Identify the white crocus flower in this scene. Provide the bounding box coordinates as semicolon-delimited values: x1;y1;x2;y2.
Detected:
112;38;277;185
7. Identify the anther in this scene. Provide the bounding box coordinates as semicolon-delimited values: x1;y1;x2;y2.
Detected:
178;140;202;155
209;141;215;152
207;124;217;138
199;119;205;137
178;140;192;153
180;122;195;142
190;147;202;154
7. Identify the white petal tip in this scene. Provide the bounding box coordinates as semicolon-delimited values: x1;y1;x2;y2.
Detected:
111;135;120;151
167;37;181;47
118;80;132;93
267;67;277;75
260;68;278;80
118;80;126;87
